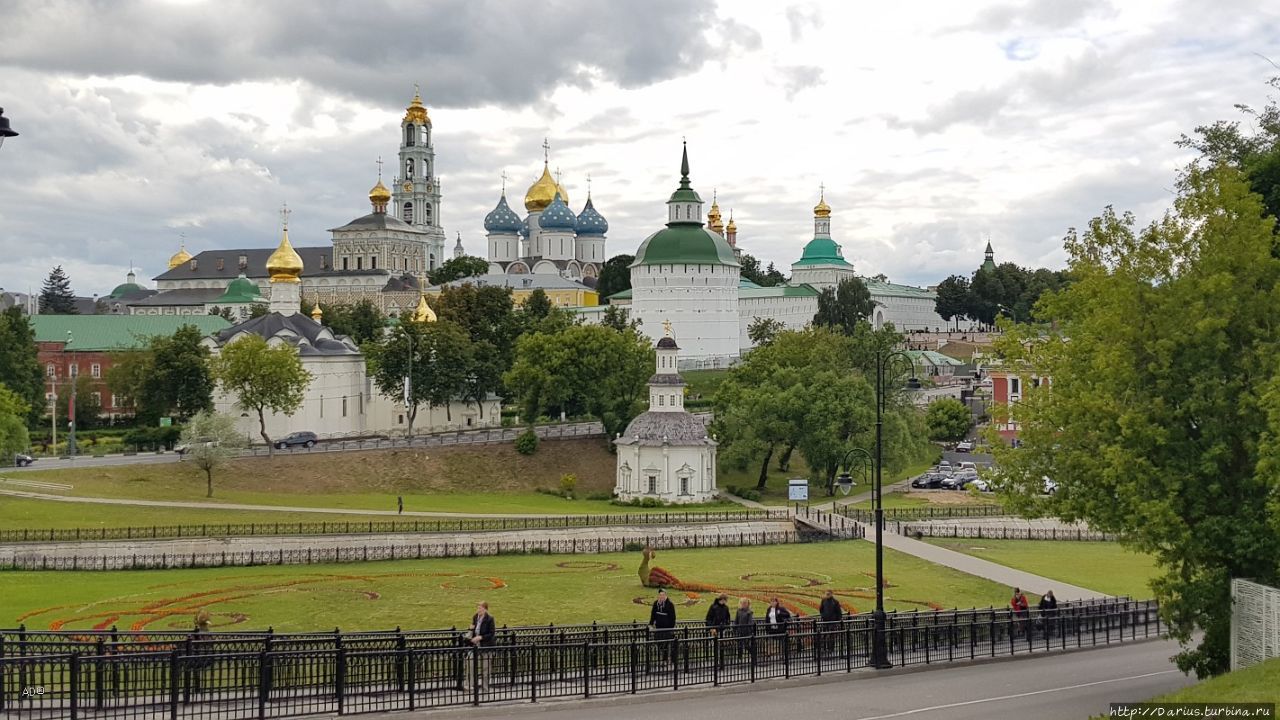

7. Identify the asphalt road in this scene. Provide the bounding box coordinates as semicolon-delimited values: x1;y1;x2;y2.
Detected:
428;640;1192;720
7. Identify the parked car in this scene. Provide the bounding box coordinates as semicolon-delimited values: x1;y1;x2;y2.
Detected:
14;453;34;467
955;440;974;453
911;473;945;489
274;431;318;449
937;460;952;472
970;478;992;492
958;461;978;471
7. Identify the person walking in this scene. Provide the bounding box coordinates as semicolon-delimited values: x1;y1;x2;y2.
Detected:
1038;589;1058;637
764;597;790;657
819;590;842;654
649;589;678;666
1010;587;1029;638
465;601;496;691
705;594;731;667
733;597;754;660
397;495;404;514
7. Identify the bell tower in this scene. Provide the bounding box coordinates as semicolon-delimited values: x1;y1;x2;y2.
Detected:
392;85;447;270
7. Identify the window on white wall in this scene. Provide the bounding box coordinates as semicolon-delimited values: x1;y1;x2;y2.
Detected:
647;475;657;494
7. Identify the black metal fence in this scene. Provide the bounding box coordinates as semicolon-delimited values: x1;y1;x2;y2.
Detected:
0;599;1160;716
0;510;791;545
899;524;1116;541
838;505;1008;523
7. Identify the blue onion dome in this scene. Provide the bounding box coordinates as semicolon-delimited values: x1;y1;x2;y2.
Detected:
519;215;530;238
539;192;578;231
483;194;523;233
576;196;608;236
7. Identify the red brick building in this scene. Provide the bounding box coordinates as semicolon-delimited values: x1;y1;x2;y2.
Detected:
985;366;1050;442
31;315;231;419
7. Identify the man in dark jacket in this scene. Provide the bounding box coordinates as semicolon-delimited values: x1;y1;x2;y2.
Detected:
650;589;677;665
705;594;731;635
1038;590;1058;637
819;590;842;654
466;601;496;690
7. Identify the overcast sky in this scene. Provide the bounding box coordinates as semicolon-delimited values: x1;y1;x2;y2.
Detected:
1;0;1278;297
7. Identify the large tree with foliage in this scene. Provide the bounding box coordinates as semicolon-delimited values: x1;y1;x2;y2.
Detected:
933;275;970;330
813;277;876;335
926;397;971;441
596;254;634;301
55;375;100;431
105;325;214;423
0;306;44;424
39;265;78;315
180;410;247;498
990;165;1280;679
365;320;475;433
740;254;787;287
747;317;785;347
435;283;520;412
307;299;387;346
212;335;311;452
0;383;31;464
428;255;491;286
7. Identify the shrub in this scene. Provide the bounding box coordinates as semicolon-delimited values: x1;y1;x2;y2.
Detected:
639;497;661;508
726;485;762;502
514;428;539;455
559;473;577;498
623;542;646;552
585;491;613;501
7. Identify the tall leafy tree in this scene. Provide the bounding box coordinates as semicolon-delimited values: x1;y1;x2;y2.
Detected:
146;324;215;421
933;275;970;330
435;284;520;412
39;265;78;315
990;165;1280;678
740;254;788;287
307;298;387;346
966;265;1004;325
0;383;31;463
180;410;248;497
813;277;876;335
366;320;475;432
747;317;785;347
926;397;971;441
212;335;312;452
428;256;491;285
601;305;640;332
797;370;877;495
521;288;553;325
0;306;44;424
596;254;634;300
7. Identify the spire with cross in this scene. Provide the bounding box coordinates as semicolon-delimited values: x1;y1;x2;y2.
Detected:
500;170;508;195
280;202;291;230
542;137;551;165
376;156;383;180
586;172;592;200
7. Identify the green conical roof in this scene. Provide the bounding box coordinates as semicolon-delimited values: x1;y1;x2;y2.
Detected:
216;274;264;303
667;142;702;205
633;143;735;267
793;237;853;267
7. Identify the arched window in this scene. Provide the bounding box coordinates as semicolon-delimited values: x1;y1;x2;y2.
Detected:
405;124;415;146
402;202;413;223
406;159;414;179
423;205;432;221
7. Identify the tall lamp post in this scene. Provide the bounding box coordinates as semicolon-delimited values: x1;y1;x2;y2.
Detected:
0;108;17;149
402;328;416;438
66;331;77;461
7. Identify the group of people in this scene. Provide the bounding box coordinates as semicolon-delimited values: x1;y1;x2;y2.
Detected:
1010;587;1058;636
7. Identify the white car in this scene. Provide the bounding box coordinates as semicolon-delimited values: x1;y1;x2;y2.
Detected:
955;441;974;453
970;478;992;492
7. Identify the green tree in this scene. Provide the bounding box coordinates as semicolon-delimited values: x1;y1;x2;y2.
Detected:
208;306;236;322
39;265;78;314
180;410;247;498
601;305;640;332
435;284;521;412
0;383;31;464
813;277;876;335
0;306;44;424
797;370;876;495
747;317;784;347
366;320;474;433
926;397;971;441
428;255;491;285
248;303;269;319
966;265;1004;325
145;324;215;421
212;335;312;452
990;165;1280;678
596;254;634;300
522;288;553;325
308;298;387;346
55;374;99;431
933;275;970;330
739;254;787;287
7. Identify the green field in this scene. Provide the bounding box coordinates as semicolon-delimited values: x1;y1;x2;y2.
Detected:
2;542;1013;632
720;450;941;505
1146;657;1280;703
681;369;729;401
925;538;1159;598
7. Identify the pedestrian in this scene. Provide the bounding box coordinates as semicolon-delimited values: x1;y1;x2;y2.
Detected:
1038;589;1057;637
819;589;842;654
733;597;754;659
649;589;677;665
464;600;496;691
1010;587;1029;637
764;597;790;656
705;593;730;667
397;495;403;514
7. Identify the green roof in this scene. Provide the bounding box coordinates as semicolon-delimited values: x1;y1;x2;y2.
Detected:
866;280;935;299
607;288;633;301
792;237;854;267
216;275;264;304
108;282;145;299
631;225;740;267
30;315;232;351
739;284;821;299
906;349;965;367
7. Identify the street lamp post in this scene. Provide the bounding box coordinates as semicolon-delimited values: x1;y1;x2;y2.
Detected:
66;331;76;461
0;108;17;150
402;328;416;438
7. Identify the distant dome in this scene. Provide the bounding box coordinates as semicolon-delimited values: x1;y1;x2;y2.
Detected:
168;245;193;270
656;336;678;349
539;192;577;231
794;237;852;268
217;273;263;304
483;194;522;233
525;164;569;212
109;271;145;299
576;196;608;236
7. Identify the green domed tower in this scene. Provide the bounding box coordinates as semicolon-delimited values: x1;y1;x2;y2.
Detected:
790;190;857;289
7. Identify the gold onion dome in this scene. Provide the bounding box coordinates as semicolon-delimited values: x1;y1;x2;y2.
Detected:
726;212;737;234
411;293;437;323
707;196;724;233
310;302;323;322
404;89;430;125
813;193;832;218
168;244;193;270
267;227;304;282
369;179;392;204
524;164;569;212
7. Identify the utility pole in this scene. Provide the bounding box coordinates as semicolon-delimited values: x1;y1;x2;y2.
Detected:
66;331;76;460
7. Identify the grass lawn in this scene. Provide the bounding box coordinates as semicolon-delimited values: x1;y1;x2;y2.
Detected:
0;496;425;530
681;369;729;401
925;538;1159;598
846;491;1002;510
719;448;942;506
2;542;1013;632
1145;657;1280;703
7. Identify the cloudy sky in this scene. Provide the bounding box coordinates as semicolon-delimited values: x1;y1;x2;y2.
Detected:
1;0;1278;297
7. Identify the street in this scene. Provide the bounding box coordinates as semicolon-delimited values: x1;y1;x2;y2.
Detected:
419;639;1192;720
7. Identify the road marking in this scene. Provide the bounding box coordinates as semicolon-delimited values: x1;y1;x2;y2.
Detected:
852;670;1180;720
0;478;73;490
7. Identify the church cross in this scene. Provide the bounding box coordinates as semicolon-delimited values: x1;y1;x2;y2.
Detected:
500;170;508;194
280;202;291;230
586;173;592;198
819;182;825;200
555;167;562;185
376;156;383;180
542;137;550;163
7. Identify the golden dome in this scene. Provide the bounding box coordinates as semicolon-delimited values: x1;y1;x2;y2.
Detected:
410;293;437;323
310;302;323;322
266;228;304;283
814;192;832;218
725;211;737;234
404;88;430;125
369;179;392;204
524;163;569;212
168;244;193;270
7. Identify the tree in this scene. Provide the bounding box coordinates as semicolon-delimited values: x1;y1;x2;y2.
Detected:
146;325;215;421
522;288;552;325
436;284;519;414
208;306;236;322
989;165;1280;678
55;374;100;431
966;265;1004;325
212;335;311;452
0;306;44;424
428;255;490;286
596;254;634;300
180;410;247;497
248;303;269;319
601;305;641;332
813;277;876;335
308;299;387;346
797;370;876;495
747;317;785;347
39;265;78;315
365;320;474;433
0;383;31;464
933;275;970;330
926;397;971;441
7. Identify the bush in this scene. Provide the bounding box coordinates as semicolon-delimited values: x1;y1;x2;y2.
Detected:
123;425;183;451
585;491;613;501
726;485;762;502
623;542;646;552
514;427;539;455
559;473;577;498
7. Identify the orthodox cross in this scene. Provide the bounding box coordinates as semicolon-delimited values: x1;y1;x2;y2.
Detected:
280;202;291;230
542;137;550;164
819;182;825;200
586;173;592;198
376;156;383;180
662;319;673;337
500;170;508;194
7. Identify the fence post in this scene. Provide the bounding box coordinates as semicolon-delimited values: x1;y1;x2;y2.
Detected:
70;653;80;720
335;645;346;715
406;650;416;712
169;649;180;720
630;639;638;695
94;639;106;709
583;643;591;699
